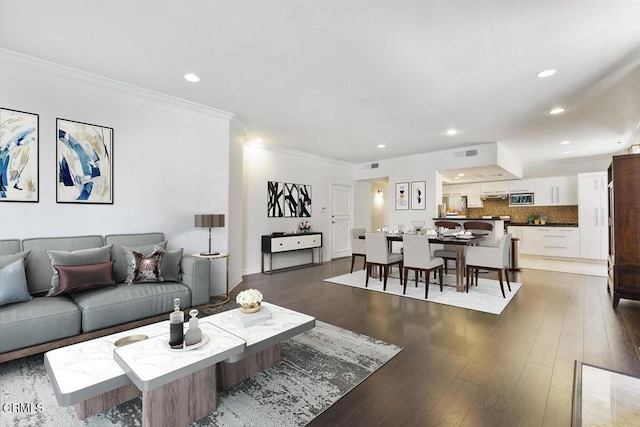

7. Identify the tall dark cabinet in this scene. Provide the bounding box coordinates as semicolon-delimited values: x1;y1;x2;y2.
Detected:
608;153;640;308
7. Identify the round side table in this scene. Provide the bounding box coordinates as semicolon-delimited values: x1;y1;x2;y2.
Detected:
192;252;230;307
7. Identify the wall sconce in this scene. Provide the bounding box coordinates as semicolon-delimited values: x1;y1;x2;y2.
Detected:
374;190;384;206
376;190;383;197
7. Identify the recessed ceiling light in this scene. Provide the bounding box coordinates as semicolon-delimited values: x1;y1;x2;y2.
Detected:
549;107;565;115
561;141;571;145
377;144;386;148
446;129;458;135
457;173;465;177
564;151;572;154
537;69;556;78
453;176;460;180
184;73;200;83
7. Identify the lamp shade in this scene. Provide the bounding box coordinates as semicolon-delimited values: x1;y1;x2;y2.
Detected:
194;214;225;228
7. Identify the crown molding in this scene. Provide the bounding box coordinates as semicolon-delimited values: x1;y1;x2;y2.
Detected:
0;48;235;120
230;115;247;137
252;144;356;168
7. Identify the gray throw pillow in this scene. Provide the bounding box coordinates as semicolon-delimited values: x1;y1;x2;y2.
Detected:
154;244;183;282
0;258;32;306
0;250;31;269
122;241;167;284
46;245;113;296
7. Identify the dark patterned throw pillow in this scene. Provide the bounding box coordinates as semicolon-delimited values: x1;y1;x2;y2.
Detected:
129;249;164;284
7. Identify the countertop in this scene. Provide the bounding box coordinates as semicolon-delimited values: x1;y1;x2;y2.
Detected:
432;217;502;221
508;223;578;227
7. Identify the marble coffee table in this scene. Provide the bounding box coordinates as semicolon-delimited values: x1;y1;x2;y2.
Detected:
204;301;316;390
113;321;245;427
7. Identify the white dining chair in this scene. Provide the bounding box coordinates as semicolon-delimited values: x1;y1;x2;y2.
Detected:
350;228;367;273
402;234;443;299
432;221;460;275
465;233;512;297
365;232;403;290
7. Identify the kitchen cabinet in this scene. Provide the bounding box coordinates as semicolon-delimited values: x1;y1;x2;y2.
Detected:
508;179;535;193
466;183;483;208
507;226;534;254
533;227;580;258
534;176;578;206
442;184;467;197
480;181;509;195
578;172;608;260
608;154;640;308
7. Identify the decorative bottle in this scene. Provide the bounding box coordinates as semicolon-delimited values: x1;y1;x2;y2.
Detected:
169;298;184;349
184;309;202;346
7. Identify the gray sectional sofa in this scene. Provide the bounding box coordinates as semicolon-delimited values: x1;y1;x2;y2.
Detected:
0;232;210;362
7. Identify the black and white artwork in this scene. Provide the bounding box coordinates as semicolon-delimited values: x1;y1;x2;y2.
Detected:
267;181;283;217
299;184;312;217
284;183;298;217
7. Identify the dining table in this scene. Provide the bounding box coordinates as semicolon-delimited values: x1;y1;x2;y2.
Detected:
362;233;485;293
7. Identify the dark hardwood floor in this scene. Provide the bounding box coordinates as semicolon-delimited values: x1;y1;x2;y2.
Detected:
233;259;640;426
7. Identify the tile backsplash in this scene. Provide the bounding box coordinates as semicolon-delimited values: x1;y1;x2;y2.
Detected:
467;199;578;224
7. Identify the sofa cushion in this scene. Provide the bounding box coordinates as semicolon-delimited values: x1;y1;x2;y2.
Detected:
0;296;82;353
53;260;116;295
156;245;183;282
105;233;165;283
0;239;21;256
69;283;191;332
129;250;164;283
22;235;105;294
0;258;32;306
0;250;31;269
46;245;113;296
122;243;167;283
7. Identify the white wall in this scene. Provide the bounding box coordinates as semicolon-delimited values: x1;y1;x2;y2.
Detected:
243;146;355;274
0;51;234;295
227;121;245;291
353;181;372;230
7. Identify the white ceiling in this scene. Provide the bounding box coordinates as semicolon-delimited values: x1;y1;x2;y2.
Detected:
1;1;639;171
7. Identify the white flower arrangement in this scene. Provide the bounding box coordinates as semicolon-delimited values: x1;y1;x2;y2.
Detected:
299;220;311;230
236;289;263;307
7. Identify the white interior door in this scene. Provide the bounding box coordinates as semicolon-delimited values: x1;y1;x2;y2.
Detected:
331;184;352;259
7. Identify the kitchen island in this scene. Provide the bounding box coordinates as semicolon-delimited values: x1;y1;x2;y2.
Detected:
432;217;505;245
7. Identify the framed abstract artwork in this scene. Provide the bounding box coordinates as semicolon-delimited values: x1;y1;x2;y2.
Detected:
56;118;113;204
395;182;409;210
298;184;312;217
411;181;426;210
283;183;298;217
0;108;39;202
267;181;284;217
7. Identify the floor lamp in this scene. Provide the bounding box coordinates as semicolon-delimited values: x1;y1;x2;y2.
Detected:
194;214;225;256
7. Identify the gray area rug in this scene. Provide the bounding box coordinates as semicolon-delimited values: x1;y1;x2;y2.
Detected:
0;321;401;427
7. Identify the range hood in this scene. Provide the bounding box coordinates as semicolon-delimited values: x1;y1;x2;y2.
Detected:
480;194;508;200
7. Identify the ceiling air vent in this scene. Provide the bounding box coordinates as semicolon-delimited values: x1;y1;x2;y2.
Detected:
454;149;478;158
371;162;379;169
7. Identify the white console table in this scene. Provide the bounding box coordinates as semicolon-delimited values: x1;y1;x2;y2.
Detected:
261;232;323;274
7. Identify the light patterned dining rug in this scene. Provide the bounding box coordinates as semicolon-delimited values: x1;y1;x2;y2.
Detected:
0;321;401;427
324;269;522;315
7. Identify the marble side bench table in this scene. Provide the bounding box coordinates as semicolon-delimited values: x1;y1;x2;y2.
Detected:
204;302;316;390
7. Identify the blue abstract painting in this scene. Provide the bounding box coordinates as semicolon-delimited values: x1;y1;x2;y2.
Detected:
56;119;113;204
0;108;39;202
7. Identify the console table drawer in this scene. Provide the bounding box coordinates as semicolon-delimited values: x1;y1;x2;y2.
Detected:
261;233;323;273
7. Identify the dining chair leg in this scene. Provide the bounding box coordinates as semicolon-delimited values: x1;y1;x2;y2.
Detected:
504;268;511;292
350;255;356;274
414;270;419;288
399;262;404;284
403;267;408;294
474;267;479;286
438;266;443;291
465;265;470;293
379;265;383;281
497;269;506;298
365;263;371;287
424;269;430;299
383;265;389;291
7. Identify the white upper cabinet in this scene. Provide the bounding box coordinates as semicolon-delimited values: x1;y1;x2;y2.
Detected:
442;184;468;196
534;176;578;206
508;179;535;193
480;181;509;195
467;183;483;208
